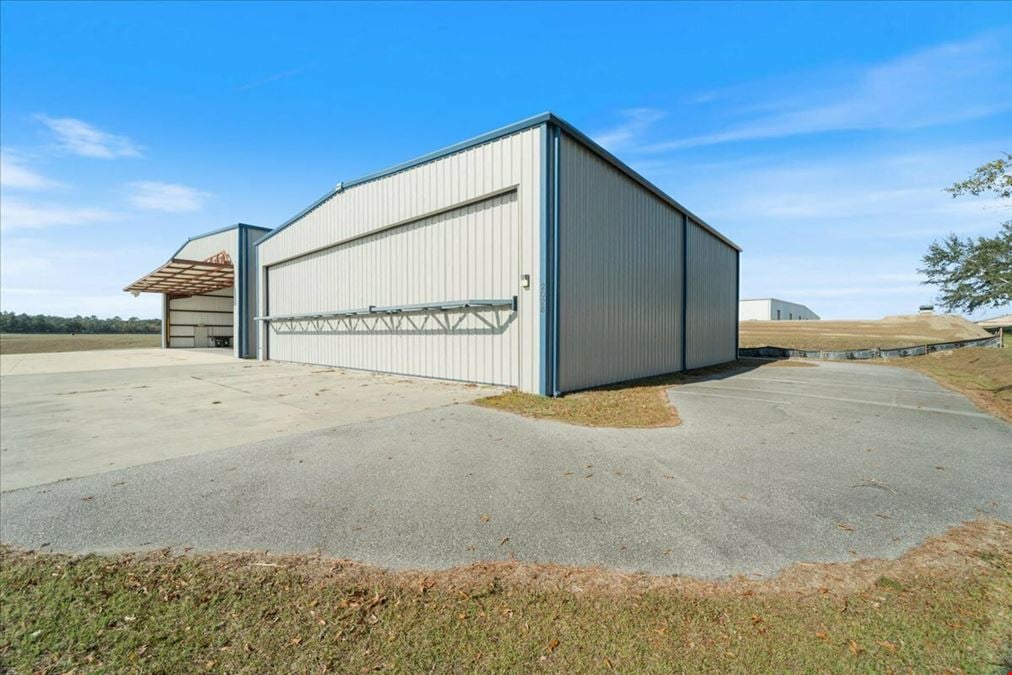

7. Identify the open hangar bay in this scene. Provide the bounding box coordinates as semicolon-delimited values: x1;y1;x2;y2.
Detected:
127;113;740;396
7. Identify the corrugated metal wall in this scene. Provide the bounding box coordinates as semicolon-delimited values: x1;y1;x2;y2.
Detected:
176;230;236;262
685;220;738;368
556;134;685;391
173;230;239;353
739;299;773;321
238;227;270;357
768;299;819;320
166;288;234;347
267;191;519;385
168;226;267;357
258;127;543;391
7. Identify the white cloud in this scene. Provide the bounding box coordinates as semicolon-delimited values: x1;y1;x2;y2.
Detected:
36;115;143;159
127;181;211;212
630;138;1012;320
0;150;61;189
592;108;666;152
638;31;1012;152
0;197;116;231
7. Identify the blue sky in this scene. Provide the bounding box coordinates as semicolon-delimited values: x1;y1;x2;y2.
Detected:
1;1;1010;320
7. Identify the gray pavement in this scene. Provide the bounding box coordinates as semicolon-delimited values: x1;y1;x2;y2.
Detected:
1;360;1009;578
0;348;496;491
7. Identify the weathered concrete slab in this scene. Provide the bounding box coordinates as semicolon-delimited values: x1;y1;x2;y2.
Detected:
0;349;496;491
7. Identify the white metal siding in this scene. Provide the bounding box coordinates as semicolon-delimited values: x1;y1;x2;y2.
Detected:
174;230;240;354
166;288;234;348
769;299;819;321
556;134;684;391
685;221;738;368
258;127;543;391
739;299;772;321
175;231;237;263
267;192;521;386
740;299;819;321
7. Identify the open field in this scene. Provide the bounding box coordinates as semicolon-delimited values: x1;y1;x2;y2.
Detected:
739;314;990;351
2;520;1009;673
0;333;160;355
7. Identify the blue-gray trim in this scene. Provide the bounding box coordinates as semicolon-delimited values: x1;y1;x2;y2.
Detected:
734;250;740;360
170;222;270;258
237;226;247;357
255;112;740;253
254;243;260;359
681;213;688;372
551;126;562;397
538;123;550;396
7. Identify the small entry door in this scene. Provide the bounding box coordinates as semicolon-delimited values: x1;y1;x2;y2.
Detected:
194;325;209;348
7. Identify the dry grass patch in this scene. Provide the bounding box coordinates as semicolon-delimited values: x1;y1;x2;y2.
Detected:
475;359;819;427
0;333;160;355
474;361;771;428
888;347;1012;423
476;384;680;428
739;314;989;351
2;520;1009;673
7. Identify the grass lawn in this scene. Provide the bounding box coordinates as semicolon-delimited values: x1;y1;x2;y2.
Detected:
0;333;161;355
739;315;990;351
887;346;1012;423
2;520;1009;673
474;359;815;428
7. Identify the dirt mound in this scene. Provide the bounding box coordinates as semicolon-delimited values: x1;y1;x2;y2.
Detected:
879;314;990;339
740;314;992;351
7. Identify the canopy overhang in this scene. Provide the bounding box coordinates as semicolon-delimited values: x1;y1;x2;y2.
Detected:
124;258;234;296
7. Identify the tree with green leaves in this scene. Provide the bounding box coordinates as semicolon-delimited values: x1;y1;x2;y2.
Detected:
919;153;1011;314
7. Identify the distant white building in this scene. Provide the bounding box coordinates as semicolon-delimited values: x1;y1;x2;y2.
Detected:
740;298;820;321
977;314;1012;332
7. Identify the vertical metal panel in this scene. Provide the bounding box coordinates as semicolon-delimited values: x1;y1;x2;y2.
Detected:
258;127;543;391
768;299;820;321
161;294;169;349
238;227;269;357
173;226;268;358
685;221;738;368
166;288;234;348
176;229;239;355
175;230;237;262
738;299;772;321
556;134;684;392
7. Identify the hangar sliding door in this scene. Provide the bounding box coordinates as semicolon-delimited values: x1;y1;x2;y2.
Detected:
265;191;521;387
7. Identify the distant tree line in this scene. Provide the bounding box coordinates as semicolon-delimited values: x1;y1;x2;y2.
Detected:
0;312;161;334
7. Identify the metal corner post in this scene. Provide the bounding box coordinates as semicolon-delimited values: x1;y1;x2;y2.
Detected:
551;126;561;397
539;123;551;396
734;249;740;360
237;225;246;358
681;214;688;371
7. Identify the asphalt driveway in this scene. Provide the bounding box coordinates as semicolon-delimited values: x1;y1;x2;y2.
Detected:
1;360;1009;578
